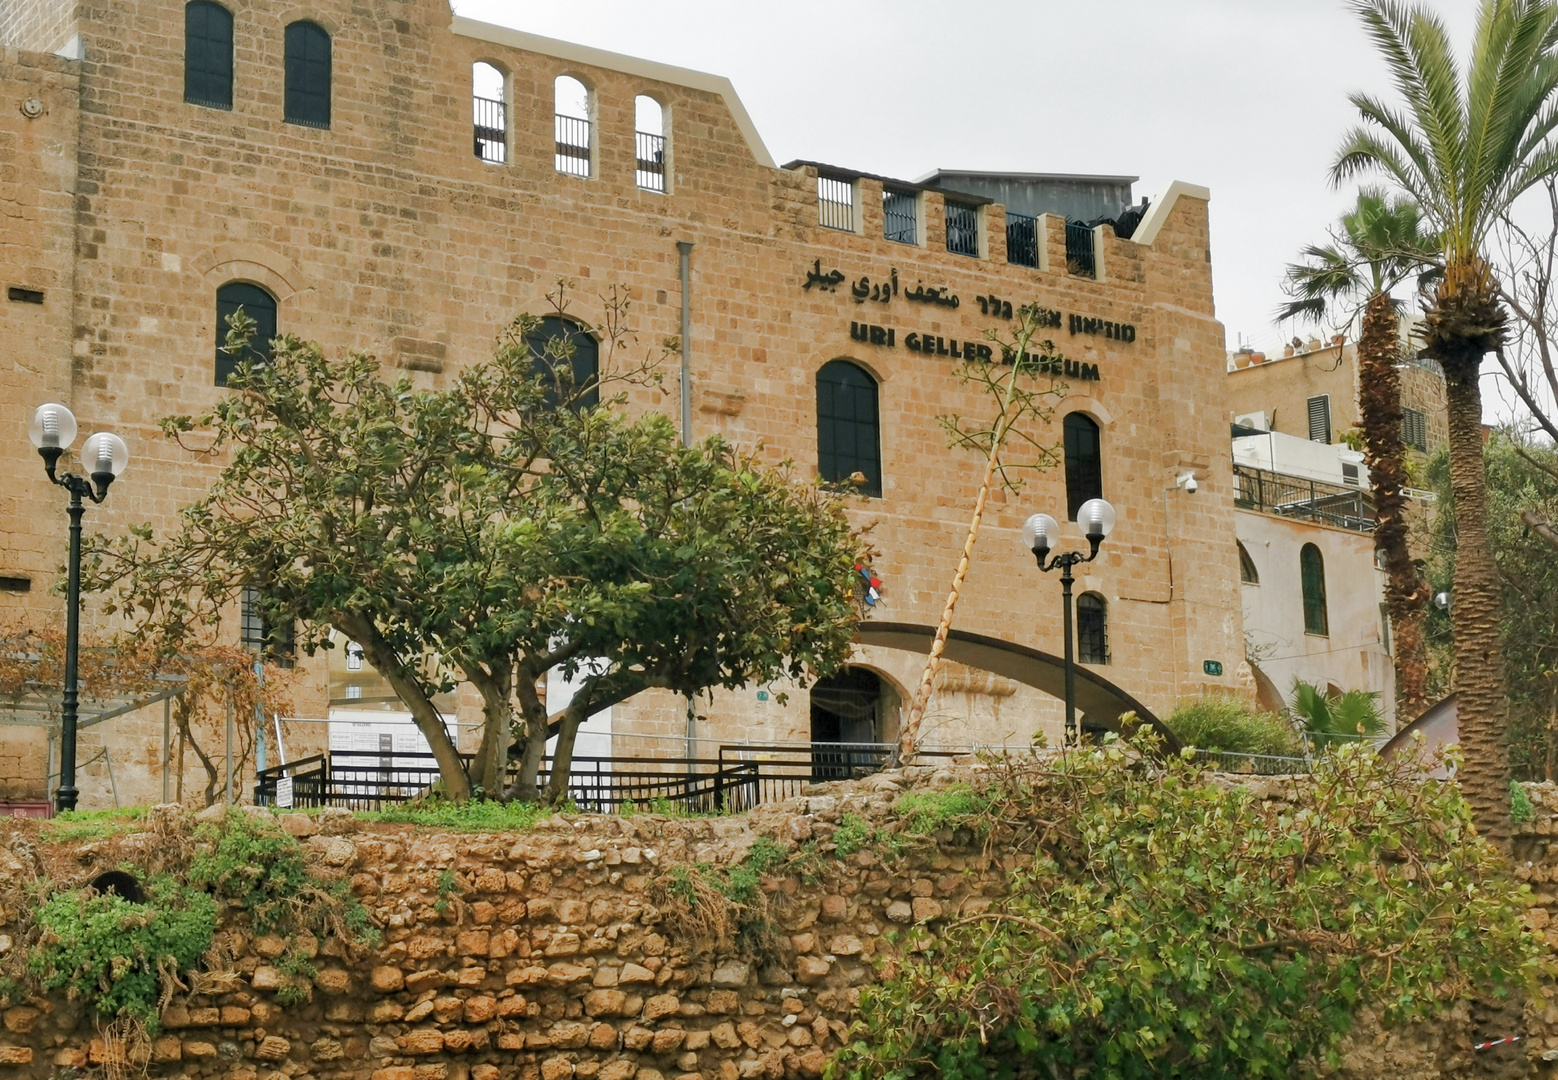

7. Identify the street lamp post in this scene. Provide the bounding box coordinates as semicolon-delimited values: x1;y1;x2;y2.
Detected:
28;403;129;813
1022;498;1116;746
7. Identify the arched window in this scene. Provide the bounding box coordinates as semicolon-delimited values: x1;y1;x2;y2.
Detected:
524;316;599;410
241;586;295;668
1238;541;1260;584
1063;412;1102;520
1301;543;1328;636
635;95;666;192
1077;593;1108;665
816;360;882;497
184;1;233;109
215;282;277;387
554;75;592;177
473;62;506;162
284;21;331;128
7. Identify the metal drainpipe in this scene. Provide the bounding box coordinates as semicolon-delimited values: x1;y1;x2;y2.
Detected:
677;241;695;764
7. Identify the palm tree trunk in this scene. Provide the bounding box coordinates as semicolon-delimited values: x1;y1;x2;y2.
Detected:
1423;272;1513;848
1356;294;1430;716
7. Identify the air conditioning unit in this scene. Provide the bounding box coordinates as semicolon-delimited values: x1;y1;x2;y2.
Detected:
1234;411;1269;432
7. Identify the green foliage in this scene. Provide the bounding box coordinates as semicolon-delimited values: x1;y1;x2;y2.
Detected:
895;786;992;837
1426;435;1558;777
1165;694;1303;757
360;798;557;832
745;835;787;875
189;810;310;934
836;737;1539;1080
1512;780;1535;825
41;806;148;844
29;877;216;1032
1289;680;1385;750
832;813;875;858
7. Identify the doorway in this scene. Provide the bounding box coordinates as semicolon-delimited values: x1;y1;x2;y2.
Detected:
810;667;882;780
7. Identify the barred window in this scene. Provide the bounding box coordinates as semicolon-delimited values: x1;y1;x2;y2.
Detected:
184;1;233;109
816;360;881;497
241;587;295;668
1301;543;1329;636
555;75;592;177
473;62;506;163
215;282;277;387
818;175;855;232
883;189;917;245
284;21;331;128
635;95;666;192
945;200;979;257
1077;593;1108;665
1064;413;1102;521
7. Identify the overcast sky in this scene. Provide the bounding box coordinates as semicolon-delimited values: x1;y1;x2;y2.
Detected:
452;0;1480;355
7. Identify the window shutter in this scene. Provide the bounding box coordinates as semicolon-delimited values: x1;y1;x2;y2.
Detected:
1307;395;1331;443
1402;407;1427;452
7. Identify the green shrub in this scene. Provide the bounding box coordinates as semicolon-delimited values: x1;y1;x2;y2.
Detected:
1166;694;1302;756
189;810;311;934
1290;680;1384;749
832;813;875;857
1512;780;1535;825
836;738;1538;1080
360;798;558;832
896;786;991;837
29;877;216;1032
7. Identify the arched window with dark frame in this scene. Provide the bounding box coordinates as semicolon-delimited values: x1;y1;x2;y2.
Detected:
816;360;882;497
215;282;277;387
284;21;331;128
1077;592;1108;664
1301;543;1328;636
184;1;233;109
1063;412;1102;520
524;316;599;410
1238;541;1260;584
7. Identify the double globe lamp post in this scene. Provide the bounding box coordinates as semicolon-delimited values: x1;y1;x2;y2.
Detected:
1022;497;1116;747
28;403;130;814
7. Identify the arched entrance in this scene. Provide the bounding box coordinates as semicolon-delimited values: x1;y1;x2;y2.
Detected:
810;667;884;780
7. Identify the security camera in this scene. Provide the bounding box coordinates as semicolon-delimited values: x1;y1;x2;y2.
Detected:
1176;471;1198;494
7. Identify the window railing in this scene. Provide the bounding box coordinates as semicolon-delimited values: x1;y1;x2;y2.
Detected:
554;114;591;177
636;131;666;192
945;200;979;257
1066;221;1096;278
1234;464;1375;533
1006;212;1038;267
818;175;854;231
883;188;917;245
473;94;505;163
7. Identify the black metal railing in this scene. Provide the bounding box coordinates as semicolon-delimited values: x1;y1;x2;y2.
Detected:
945;201;979;257
1006;212;1038;267
554;114;591;177
818;175;854;231
473;95;505;162
254;741;963;813
636;131;665;192
1234;464;1376;533
883;189;917;245
1066;221;1096;277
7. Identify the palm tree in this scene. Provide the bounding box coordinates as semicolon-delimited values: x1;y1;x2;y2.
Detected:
1334;0;1558;847
1278;190;1439;718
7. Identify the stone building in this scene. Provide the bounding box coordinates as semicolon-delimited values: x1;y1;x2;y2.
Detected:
1;0;1245;808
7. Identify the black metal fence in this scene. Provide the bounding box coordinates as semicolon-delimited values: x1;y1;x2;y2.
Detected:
1234;464;1375;533
883;189;917;245
554;114;591;177
635;132;665;192
945;201;979;256
1066;221;1096;277
817;175;854;231
473;95;505;162
254;742;967;814
1006;213;1038;267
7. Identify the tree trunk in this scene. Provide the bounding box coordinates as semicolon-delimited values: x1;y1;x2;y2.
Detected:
510;674;549;803
1423;272;1513;848
543;698;590;805
1356;293;1430;716
332;611;471;802
465;658;513;799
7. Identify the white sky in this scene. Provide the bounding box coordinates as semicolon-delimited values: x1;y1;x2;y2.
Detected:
450;0;1540;408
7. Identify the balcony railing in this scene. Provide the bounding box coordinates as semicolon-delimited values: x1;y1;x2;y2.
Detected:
554;114;591;177
945;201;979;256
1066;221;1096;278
473;95;505;162
1234;464;1376;533
636;131;665;192
1006;212;1038;267
818;175;854;231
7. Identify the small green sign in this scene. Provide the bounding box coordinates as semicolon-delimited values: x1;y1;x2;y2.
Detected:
1203;660;1224;677
756;690;770;702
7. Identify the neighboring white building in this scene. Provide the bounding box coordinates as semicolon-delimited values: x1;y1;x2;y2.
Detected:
1232;426;1396;728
